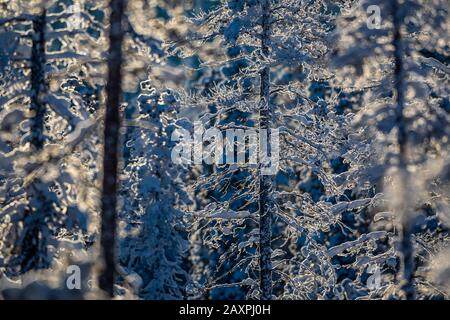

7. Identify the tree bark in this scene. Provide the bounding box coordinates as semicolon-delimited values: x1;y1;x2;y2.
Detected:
391;0;416;300
258;0;273;301
99;0;125;297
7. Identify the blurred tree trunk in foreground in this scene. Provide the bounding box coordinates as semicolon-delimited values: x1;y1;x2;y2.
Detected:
99;0;126;297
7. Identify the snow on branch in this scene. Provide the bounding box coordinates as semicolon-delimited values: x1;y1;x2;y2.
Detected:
330;198;373;215
44;94;83;127
0;14;36;26
195;203;252;220
327;231;388;257
419;56;450;75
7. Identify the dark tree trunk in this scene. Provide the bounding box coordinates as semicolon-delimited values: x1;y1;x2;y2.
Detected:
30;11;46;150
258;0;273;301
391;0;416;300
99;0;126;297
20;9;48;273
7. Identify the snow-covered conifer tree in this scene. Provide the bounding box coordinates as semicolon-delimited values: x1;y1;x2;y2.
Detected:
0;0;104;276
183;0;359;299
119;79;192;299
332;0;450;299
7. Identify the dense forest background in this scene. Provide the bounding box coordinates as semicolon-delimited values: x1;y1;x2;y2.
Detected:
0;0;449;300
